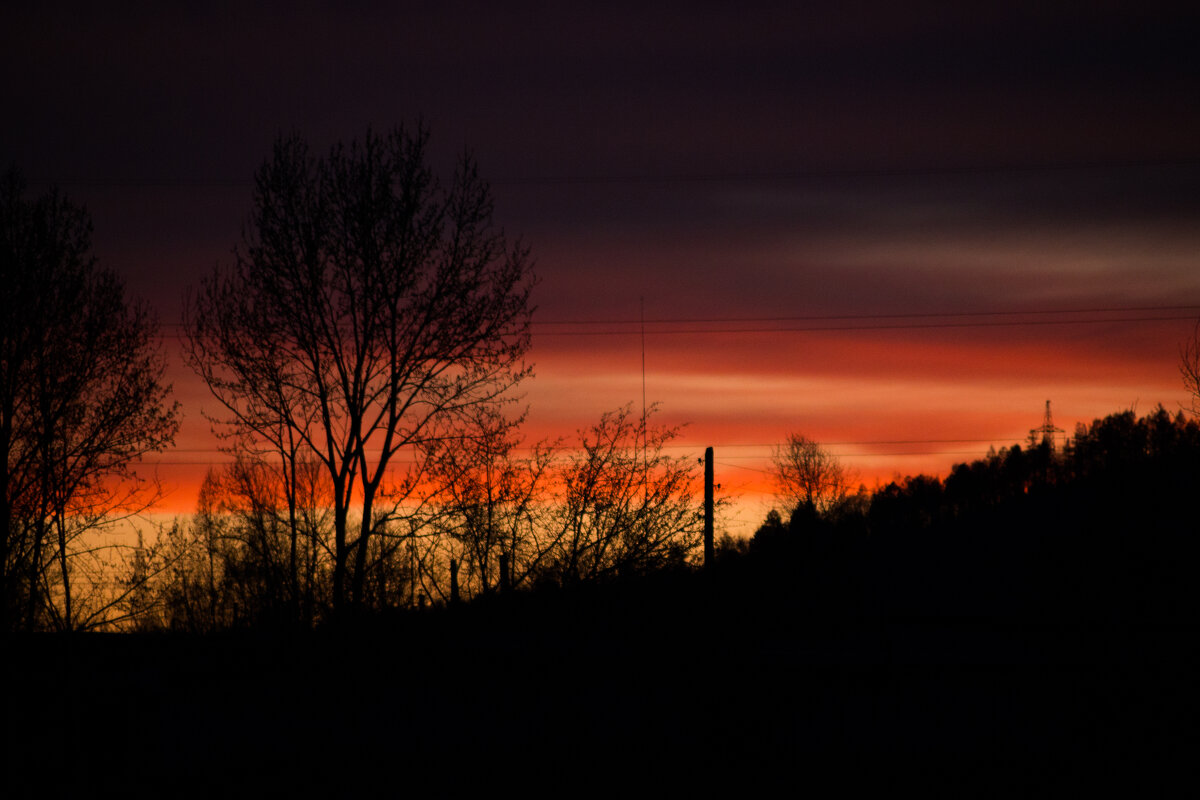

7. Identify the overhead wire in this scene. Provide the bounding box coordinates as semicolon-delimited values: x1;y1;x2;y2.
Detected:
158;304;1200;328
532;305;1200;327
530;315;1197;336
146;436;1029;465
35;156;1200;190
154;305;1200;339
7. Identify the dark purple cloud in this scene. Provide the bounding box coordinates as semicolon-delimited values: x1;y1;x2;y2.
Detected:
3;3;1198;521
5;2;1196;178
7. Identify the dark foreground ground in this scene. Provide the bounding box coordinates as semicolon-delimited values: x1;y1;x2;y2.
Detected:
5;566;1197;793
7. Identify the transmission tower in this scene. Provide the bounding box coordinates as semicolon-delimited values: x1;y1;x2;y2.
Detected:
1029;399;1065;450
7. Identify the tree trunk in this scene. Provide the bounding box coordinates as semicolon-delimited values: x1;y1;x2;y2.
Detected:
55;513;71;631
332;495;349;618
350;489;376;611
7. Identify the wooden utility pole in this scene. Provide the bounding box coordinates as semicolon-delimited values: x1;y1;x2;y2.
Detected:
704;446;714;567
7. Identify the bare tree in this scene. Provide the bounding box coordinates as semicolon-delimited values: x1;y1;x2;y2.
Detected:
1181;320;1200;415
184;127;534;618
0;168;179;631
418;406;557;601
540;405;703;584
367;405;707;602
152;477;235;633
770;433;853;517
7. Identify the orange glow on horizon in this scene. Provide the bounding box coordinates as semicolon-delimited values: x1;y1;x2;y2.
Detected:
143;312;1196;539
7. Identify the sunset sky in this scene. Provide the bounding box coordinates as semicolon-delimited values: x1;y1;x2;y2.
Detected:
5;2;1199;534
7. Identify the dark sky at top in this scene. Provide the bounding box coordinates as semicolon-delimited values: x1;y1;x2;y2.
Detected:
5;1;1198;318
6;2;1199;176
4;3;1200;516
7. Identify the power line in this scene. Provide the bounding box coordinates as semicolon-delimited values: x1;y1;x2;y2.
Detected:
532;305;1200;327
637;438;1025;450
35;156;1200;190
528;315;1197;337
153;307;1200;340
807;438;1020;446
158;436;1028;456
157;304;1200;330
718;446;1013;475
490;158;1200;186
718;462;771;474
716;450;1001;459
147;443;1023;464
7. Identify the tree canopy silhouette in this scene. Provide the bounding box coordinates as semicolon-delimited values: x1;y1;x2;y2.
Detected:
0;168;179;631
746;405;1200;625
1181;319;1200;415
770;432;854;517
184;126;534;619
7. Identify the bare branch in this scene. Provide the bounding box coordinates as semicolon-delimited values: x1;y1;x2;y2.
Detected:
770;433;855;517
183;126;534;619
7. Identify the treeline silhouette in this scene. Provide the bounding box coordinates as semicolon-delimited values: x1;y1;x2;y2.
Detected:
0;168;179;633
2;128;714;634
115;404;1199;639
122;405;703;633
10;405;1197;787
735;404;1199;629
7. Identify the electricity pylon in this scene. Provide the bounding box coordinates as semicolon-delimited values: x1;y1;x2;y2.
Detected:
1030;399;1065;450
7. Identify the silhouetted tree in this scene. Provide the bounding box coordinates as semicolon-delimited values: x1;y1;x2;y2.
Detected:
714;532;751;561
749;508;788;551
868;474;945;535
537;406;703;584
184;126;534;619
124;461;338;632
770;433;853;517
205;457;333;627
387;404;708;603
0;168;179;631
145;477;237;632
419;406;556;601
1181;320;1200;415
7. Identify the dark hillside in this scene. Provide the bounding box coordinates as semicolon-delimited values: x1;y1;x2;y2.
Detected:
6;408;1198;790
6;570;1195;791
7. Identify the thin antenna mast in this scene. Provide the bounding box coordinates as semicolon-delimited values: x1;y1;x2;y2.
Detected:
640;296;648;494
